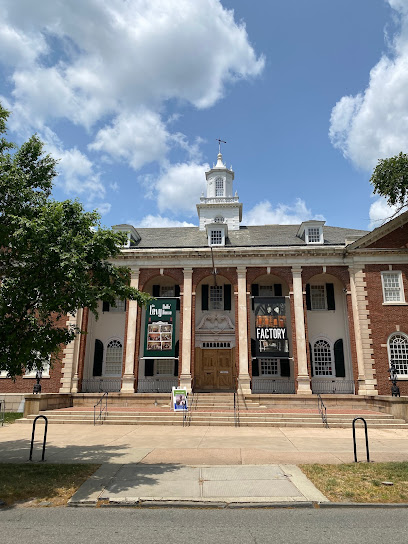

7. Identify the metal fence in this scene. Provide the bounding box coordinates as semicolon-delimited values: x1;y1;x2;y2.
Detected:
252;378;296;394
311;378;355;395
137;378;178;393
81;378;121;393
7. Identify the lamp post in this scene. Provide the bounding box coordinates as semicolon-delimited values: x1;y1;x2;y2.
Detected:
388;364;400;397
33;369;43;394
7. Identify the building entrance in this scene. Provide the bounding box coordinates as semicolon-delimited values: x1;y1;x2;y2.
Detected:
194;348;235;391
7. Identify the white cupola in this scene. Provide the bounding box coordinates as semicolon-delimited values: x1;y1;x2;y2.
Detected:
196;151;242;233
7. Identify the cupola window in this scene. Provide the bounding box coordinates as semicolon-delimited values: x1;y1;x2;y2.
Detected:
215;177;224;197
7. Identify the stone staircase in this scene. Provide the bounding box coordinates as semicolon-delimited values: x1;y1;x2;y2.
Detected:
17;392;408;428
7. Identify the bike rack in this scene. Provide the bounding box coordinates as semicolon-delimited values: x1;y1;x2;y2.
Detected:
29;415;48;462
352;417;370;463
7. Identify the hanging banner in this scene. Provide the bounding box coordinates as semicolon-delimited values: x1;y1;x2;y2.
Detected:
144;298;177;358
254;297;289;358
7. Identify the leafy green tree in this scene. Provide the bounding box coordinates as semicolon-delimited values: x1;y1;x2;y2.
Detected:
370;152;408;214
0;105;150;378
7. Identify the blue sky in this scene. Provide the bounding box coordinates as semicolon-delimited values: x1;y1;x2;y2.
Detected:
1;0;407;231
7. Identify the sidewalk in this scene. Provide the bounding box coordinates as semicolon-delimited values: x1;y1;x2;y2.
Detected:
1;423;408;505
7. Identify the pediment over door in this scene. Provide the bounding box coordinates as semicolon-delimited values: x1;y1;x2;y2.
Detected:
196;313;235;333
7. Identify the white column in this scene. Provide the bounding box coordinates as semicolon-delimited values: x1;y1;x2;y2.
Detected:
179;267;193;392
237;266;251;394
60;309;83;393
121;269;140;392
292;267;312;394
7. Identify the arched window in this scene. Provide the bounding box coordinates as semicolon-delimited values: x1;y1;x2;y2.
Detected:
388;333;408;376
105;339;123;376
214;216;224;223
215;177;224;197
313;339;334;376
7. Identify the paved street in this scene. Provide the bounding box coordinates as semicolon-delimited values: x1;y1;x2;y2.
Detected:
1;507;408;544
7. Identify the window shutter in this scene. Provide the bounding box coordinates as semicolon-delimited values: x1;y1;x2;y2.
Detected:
280;360;290;377
175;340;179;358
145;360;154;377
175;284;180;310
251;284;259;310
252;359;259;377
326;283;335;310
334;339;345;377
174;360;179;377
309;342;313;376
251;338;257;357
306;284;311;310
92;340;103;377
102;301;110;312
224;284;232;311
202;284;209;311
153;284;160;297
124;300;127;312
274;284;282;297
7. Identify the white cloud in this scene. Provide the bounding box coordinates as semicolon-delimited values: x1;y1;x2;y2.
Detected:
129;215;196;228
369;197;401;229
243;199;325;225
329;1;408;171
153;162;209;215
96;202;112;216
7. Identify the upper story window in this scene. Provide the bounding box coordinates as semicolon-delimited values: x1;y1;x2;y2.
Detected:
313;339;334;376
111;298;126;312
381;271;405;303
160;285;175;297
259;285;274;296
215;177;224;197
310;285;326;310
306;227;322;244
209;285;223;310
105;339;123;376
388;333;408;376
210;229;223;245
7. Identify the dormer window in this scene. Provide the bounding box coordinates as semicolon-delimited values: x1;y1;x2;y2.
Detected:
215;177;224;197
297;221;325;244
307;227;322;244
210;229;223;245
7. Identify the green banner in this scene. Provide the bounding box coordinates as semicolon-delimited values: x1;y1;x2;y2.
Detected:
144;298;177;358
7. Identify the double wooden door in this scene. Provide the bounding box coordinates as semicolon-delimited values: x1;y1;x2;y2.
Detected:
195;348;235;391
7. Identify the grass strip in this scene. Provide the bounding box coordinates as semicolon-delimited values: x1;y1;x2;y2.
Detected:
2;413;24;425
0;463;100;506
301;462;408;503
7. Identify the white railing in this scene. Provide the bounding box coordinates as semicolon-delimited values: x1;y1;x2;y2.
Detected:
137;378;178;393
81;378;121;393
252;378;296;394
199;197;240;204
311;378;355;395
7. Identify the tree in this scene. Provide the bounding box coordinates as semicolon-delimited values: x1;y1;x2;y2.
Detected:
0;105;150;378
370;152;408;214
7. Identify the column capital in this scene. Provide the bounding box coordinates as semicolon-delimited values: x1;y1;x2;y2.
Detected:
183;267;193;277
291;266;302;276
237;266;247;276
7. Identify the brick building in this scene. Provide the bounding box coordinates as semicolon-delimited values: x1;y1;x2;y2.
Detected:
1;152;408;398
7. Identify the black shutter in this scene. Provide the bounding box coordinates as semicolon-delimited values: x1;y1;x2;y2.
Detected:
175;284;180;310
326;283;335;310
274;284;282;296
202;284;209;311
334;339;346;377
252;359;259;377
102;301;110;312
224;284;232;311
145;359;154;377
175;340;179;358
309;342;313;376
280;360;290;377
92;340;103;376
251;338;257;357
124;300;127;312
251;284;259;310
306;284;311;310
153;284;160;297
174;360;179;377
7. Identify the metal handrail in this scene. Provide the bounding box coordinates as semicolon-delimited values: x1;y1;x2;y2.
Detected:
352;417;370;463
94;392;108;425
0;399;5;427
29;415;48;462
317;394;328;428
234;391;240;427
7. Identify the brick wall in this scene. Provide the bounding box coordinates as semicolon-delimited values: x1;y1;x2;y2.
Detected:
367;222;408;249
365;264;408;395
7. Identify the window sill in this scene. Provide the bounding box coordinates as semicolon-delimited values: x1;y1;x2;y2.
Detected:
23;375;50;379
382;302;408;306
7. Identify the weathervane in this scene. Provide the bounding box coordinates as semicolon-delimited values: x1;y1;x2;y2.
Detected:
216;138;226;154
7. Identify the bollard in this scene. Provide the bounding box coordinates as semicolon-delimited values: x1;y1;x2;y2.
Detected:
352;417;370;463
29;415;48;462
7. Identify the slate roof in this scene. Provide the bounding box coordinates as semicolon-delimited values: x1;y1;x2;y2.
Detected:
126;225;368;249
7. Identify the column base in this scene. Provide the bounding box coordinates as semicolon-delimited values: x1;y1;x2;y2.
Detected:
238;375;251;395
297;375;312;395
71;376;79;393
120;374;135;393
179;373;192;393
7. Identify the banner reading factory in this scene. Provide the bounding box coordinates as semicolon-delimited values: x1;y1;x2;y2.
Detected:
144;299;177;358
254;297;289;358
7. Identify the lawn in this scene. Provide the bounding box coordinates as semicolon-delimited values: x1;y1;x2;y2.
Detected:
301;462;408;503
2;412;24;425
0;464;100;507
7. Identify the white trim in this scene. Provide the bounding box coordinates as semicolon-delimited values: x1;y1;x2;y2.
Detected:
311;336;335;377
387;332;408;378
381;270;405;303
103;337;123;377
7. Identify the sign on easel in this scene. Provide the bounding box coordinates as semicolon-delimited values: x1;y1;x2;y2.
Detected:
172;387;188;411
